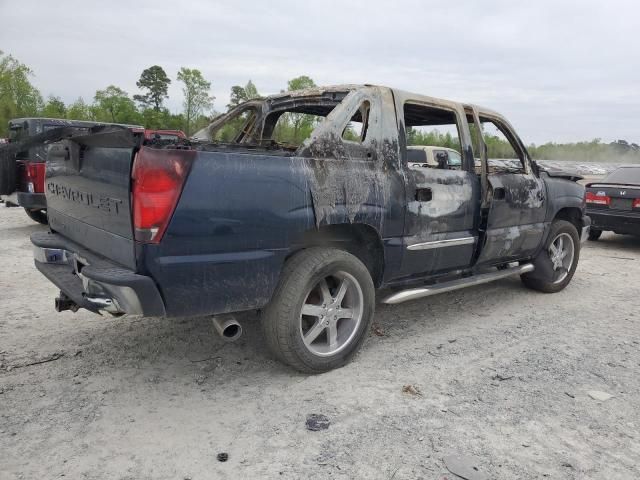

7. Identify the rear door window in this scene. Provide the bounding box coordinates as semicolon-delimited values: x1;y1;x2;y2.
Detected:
342;101;370;143
479;118;526;173
403;103;465;171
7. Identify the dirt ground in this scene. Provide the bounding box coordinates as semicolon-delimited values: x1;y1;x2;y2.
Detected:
1;205;639;480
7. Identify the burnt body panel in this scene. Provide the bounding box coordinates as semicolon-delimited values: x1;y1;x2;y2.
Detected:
391;90;481;278
399;167;480;276
476;173;547;264
142;87;407;316
145;141;406;316
543;174;587;224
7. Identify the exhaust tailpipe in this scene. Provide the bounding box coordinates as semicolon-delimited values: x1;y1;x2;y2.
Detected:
212;315;242;342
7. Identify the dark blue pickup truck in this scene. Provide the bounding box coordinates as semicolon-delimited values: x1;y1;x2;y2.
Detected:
30;85;590;372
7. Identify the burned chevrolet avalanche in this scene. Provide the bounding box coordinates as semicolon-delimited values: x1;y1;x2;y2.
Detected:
28;85;590;372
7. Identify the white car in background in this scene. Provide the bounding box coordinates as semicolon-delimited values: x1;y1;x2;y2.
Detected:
407;145;462;169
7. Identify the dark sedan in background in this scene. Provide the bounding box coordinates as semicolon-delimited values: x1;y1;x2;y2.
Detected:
585;166;640;240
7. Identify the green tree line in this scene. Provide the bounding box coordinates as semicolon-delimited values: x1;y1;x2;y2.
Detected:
2;50;639;162
0;50;319;141
0;51;217;136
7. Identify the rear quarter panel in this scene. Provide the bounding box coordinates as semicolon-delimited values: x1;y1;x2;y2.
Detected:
143;151;317;317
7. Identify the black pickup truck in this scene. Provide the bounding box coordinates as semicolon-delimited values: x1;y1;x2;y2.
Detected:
0;118;144;224
30;85;590;372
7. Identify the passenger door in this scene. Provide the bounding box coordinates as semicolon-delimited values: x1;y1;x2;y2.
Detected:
474;114;547;265
397;99;481;278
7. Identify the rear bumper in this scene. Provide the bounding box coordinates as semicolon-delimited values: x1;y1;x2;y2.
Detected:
17;192;46;210
587;209;640;236
31;231;165;317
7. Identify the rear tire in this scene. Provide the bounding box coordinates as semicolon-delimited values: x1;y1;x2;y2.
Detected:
262;247;375;373
24;208;48;225
588;228;602;241
521;220;580;293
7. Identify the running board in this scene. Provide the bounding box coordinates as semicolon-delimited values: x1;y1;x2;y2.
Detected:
382;263;535;305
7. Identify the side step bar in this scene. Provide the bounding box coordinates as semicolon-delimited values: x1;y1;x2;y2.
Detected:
382;263;534;305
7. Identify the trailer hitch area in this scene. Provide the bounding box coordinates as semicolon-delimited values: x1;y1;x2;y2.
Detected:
55;292;79;313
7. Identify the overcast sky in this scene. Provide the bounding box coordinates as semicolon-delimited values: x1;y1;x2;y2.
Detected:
1;0;639;144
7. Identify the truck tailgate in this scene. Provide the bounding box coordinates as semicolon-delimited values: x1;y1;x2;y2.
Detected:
45;130;137;269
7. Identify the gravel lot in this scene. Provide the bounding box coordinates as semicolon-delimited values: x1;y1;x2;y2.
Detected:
1;204;639;480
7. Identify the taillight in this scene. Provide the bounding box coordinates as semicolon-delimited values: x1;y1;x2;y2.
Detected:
585;191;610;206
131;147;195;243
25;163;46;193
633;198;640;209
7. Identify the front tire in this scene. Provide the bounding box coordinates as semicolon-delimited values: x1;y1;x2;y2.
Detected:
521;220;580;293
24;208;48;225
262;247;375;373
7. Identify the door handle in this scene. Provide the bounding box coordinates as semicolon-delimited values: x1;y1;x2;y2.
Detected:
493;187;506;200
415;188;432;202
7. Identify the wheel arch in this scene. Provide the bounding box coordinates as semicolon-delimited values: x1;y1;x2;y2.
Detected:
289;223;385;287
553;206;584;233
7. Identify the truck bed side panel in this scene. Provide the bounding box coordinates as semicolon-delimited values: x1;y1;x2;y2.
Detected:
144;151;317;317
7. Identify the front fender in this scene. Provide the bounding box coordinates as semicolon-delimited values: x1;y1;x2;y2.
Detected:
543;175;586;223
546;194;585;221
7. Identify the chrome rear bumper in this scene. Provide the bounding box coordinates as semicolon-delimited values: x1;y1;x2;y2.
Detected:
31;231;165;317
33;244;125;315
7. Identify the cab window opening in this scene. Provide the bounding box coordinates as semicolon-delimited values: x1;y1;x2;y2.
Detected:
403;103;464;171
342;100;371;144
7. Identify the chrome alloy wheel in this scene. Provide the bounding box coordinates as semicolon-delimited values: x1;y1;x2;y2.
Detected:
548;232;575;284
299;271;364;357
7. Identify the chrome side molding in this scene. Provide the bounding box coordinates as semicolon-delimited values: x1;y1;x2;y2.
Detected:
382;263;534;305
407;237;476;251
